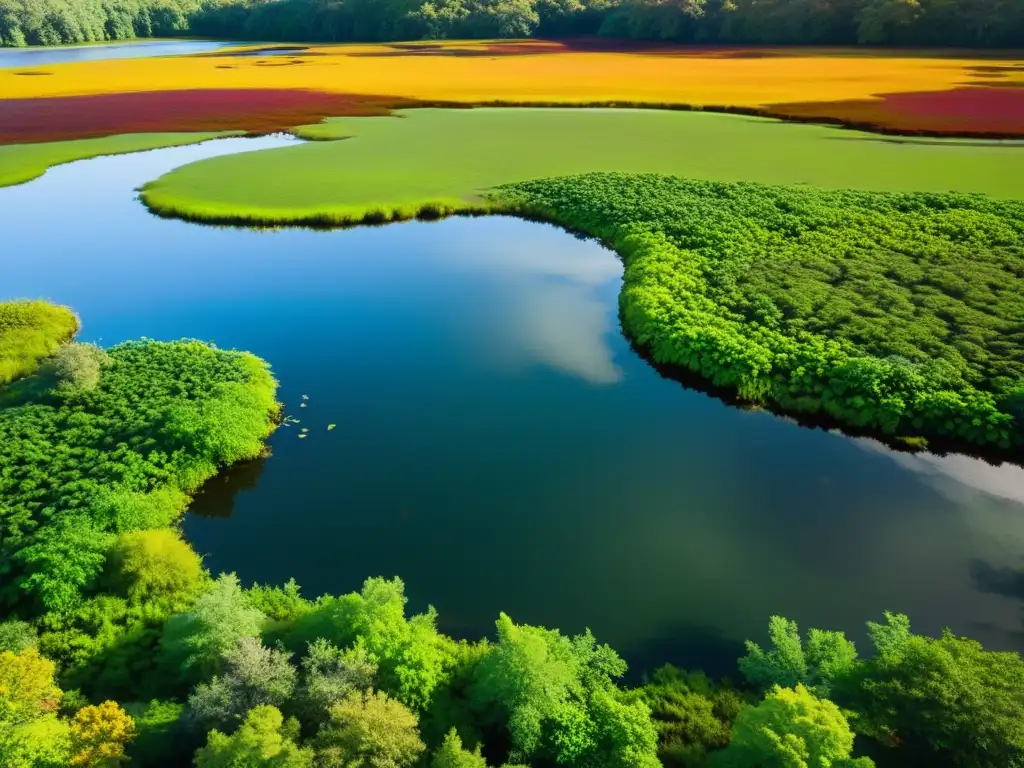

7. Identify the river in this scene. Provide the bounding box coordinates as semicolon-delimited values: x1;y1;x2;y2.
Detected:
2;138;1023;674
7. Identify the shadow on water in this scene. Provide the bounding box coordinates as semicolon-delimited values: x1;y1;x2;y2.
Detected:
623;623;747;684
189;457;269;519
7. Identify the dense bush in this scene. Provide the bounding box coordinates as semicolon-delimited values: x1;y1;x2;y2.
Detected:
1;0;1020;48
0;338;278;614
497;174;1024;451
0;300;78;387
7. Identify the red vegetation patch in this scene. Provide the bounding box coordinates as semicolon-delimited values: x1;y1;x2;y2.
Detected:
769;86;1024;137
0;89;416;144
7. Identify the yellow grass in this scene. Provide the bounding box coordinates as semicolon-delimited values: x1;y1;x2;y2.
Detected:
2;41;1022;109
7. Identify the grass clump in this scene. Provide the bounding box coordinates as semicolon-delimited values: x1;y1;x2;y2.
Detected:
139;109;1024;228
0;334;279;614
0;131;239;188
495;173;1024;450
0;300;78;385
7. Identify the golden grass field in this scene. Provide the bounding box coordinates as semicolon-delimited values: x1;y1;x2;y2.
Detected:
1;40;1022;138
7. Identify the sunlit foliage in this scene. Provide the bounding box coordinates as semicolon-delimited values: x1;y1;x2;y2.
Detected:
0;648;71;767
0;300;77;386
194;704;312;768
312;690;426;768
739;617;857;698
68;700;136;767
499;173;1024;450
0;338;278;612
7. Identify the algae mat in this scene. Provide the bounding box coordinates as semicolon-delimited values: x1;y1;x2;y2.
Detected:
140;109;1024;226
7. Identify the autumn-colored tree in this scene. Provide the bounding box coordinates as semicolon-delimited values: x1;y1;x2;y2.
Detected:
69;701;137;767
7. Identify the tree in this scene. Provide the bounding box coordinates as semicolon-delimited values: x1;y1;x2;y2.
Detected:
470;614;659;767
739;616;856;697
69;701;136;767
296;638;377;728
712;684;869;768
639;666;743;766
160;573;265;681
0;621;37;653
432;728;488;768
313;690;425;768
188;637;297;732
194;705;312;768
839;612;1024;767
0;648;71;768
46;342;109;393
105;529;206;614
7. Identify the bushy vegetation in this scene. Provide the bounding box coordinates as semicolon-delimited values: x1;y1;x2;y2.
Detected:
2;0;1019;47
0;300;77;386
497;173;1024;451
0;331;278;615
5;572;1024;767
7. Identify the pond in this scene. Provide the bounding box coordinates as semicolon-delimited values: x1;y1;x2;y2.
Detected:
3;139;1024;675
0;40;236;69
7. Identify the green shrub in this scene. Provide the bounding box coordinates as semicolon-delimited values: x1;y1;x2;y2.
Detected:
497;174;1024;450
0;300;78;386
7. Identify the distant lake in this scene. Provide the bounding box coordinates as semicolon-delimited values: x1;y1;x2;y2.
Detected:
3;138;1024;676
0;40;235;69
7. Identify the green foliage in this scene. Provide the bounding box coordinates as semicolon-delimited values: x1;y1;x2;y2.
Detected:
123;699;188;767
295;639;377;729
105;529;207;616
740;617;857;698
250;579;313;624
840;613;1024;767
471;613;659;767
274;577;448;713
640;666;744;767
4;0;1013;46
0;648;72;768
187;637;297;732
498;174;1024;451
160;573;266;683
0;621;37;654
194;705;313;768
0;301;77;387
0;337;277;612
312;690;426;768
432;728;489;768
711;684;867;768
44;342;110;394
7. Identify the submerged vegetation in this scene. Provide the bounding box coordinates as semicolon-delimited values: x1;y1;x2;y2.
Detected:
497;174;1024;449
0;299;78;385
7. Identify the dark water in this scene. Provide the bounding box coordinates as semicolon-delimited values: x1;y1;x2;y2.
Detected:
3;139;1024;675
0;40;235;69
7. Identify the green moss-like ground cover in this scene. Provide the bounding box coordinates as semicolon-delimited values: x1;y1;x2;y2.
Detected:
140;109;1024;225
0;300;78;385
0;334;278;613
497;174;1024;449
0;131;240;188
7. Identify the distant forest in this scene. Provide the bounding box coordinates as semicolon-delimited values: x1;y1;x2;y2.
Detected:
0;0;1021;49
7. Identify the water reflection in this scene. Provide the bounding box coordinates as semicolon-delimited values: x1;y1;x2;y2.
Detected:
853;437;1024;505
0;40;236;69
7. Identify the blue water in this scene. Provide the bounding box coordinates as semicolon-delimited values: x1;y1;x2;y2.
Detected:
0;40;235;69
2;139;1024;673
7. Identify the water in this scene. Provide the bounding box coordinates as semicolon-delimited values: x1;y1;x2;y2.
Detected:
0;40;235;69
2;140;1024;674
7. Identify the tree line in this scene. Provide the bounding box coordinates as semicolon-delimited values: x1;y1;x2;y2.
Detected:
1;0;1021;50
4;569;1024;767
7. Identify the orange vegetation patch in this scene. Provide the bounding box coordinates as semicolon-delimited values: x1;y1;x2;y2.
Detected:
769;86;1024;137
1;42;1023;138
0;89;413;144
